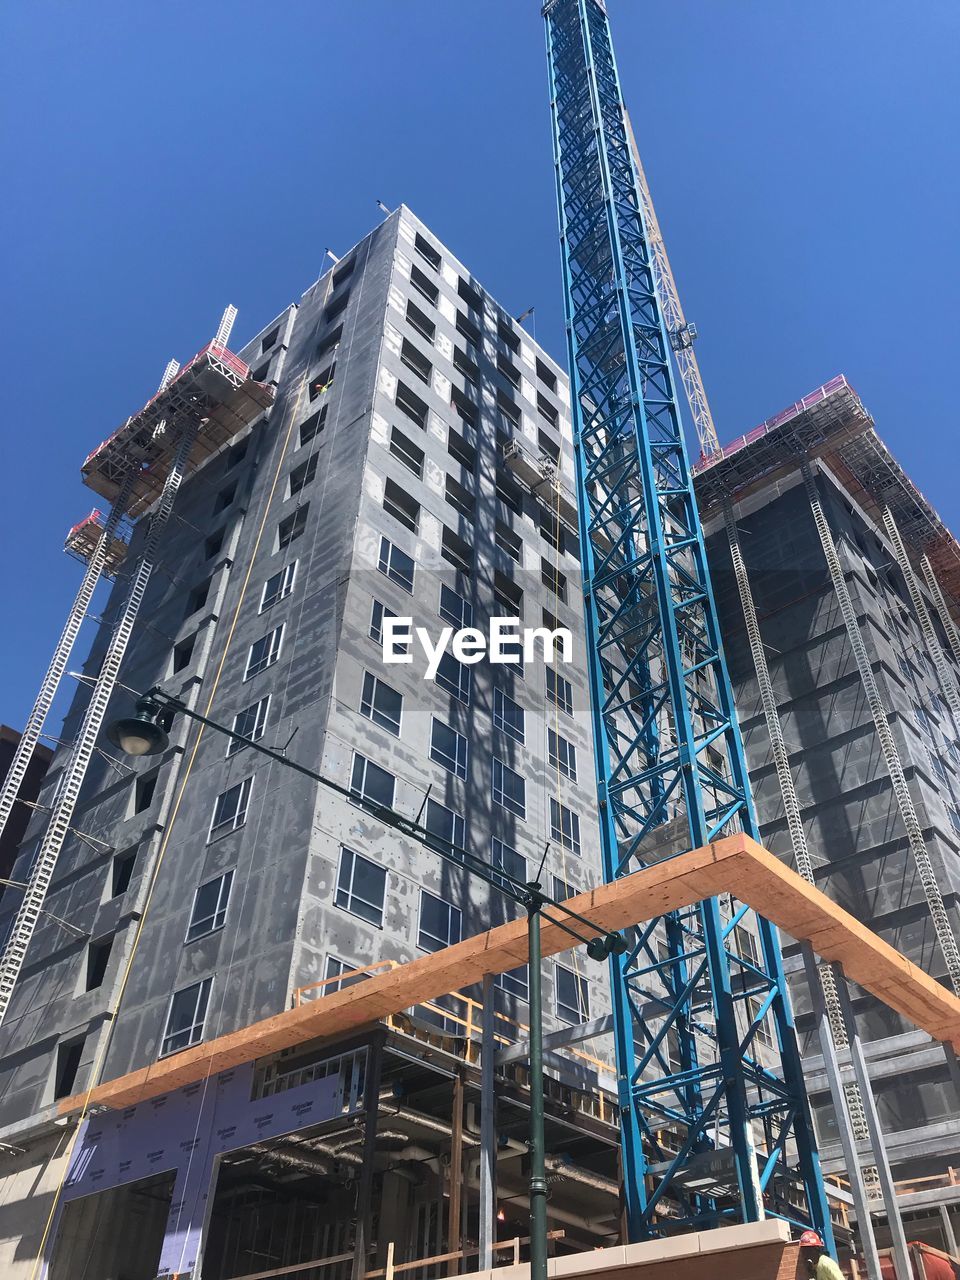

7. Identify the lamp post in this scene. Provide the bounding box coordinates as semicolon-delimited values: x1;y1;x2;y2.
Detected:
108;687;626;1280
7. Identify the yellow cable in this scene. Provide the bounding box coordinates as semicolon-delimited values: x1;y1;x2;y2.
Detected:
29;375;306;1280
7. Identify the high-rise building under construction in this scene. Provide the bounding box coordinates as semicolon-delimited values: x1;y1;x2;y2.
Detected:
0;208;959;1278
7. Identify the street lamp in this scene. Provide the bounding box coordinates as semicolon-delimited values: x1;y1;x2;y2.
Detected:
108;687;626;1280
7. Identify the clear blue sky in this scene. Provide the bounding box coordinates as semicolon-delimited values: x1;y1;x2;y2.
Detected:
1;1;957;731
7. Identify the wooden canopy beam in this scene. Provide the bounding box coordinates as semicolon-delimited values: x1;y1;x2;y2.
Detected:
61;833;960;1114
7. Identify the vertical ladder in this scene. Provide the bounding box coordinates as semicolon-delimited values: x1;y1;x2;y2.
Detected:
921;554;960;670
0;419;199;1026
544;0;831;1242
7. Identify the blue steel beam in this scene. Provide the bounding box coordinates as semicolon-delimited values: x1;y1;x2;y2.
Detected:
542;0;832;1243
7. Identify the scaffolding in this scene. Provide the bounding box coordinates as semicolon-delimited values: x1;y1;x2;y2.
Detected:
0;308;274;1028
64;509;133;577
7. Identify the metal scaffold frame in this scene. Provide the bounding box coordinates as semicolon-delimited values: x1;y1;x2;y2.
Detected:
543;0;831;1242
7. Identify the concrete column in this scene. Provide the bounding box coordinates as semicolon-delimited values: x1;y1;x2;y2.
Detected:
478;972;497;1270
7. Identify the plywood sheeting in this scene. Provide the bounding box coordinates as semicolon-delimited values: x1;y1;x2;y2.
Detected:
60;834;960;1114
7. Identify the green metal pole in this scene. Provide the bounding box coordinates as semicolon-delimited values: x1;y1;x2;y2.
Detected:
527;885;548;1280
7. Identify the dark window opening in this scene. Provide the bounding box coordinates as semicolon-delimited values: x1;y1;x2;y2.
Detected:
111;851;136;897
414;233;441;270
134;771;158;814
410;265;439;306
214;483;236;514
172;635;195;674
458;278;483;312
497;390;520;427
537;393;559;427
406;300;436;342
205;530;225;561
396;381;429;428
498;322;520;354
441;526;473;575
54;1038;85;1100
451;387;477;429
251;361;270;382
85;936;113;991
448;426;477;471
299;405;328;446
383;479;419;533
227;439;249;469
390;427;425;478
332;258;355;290
317;325;343;361
454;347;479;386
261;326;280;353
497;354;520;390
309;363;335;401
456;313;481;347
289;453;319;497
323;291;350;323
538;429;560;463
401;338;432;384
496;521;523;563
378;536;415;592
494;571;523;615
445;475;475;519
185;579;210;618
278;506;308;549
536;358;558;392
495;474;524;516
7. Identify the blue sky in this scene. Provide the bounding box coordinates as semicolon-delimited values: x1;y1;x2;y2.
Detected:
1;0;957;731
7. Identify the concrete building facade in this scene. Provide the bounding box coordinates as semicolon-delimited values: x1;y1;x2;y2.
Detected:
696;386;960;1247
0;209;620;1278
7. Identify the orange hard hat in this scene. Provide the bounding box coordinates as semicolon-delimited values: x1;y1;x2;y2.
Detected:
799;1231;824;1248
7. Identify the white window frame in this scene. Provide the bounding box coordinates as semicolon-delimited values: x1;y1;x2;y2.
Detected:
245;624;284;680
208;776;253;842
548;728;577;781
550;797;581;856
378;535;415;593
186;870;234;942
493;757;526;819
227;696;270;757
260;562;297;612
555;963;589;1025
360;671;403;737
417;888;463;953
160;976;213;1057
493;689;525;745
335;846;387;927
431;718;468;780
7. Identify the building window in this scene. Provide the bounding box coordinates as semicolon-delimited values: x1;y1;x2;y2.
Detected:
324;956;368;993
540;512;568;556
278;506;308;550
553;873;574;901
261;562;296;611
85;936;113;991
370;599;408;651
425;799;465;856
418;890;462;954
537;393;559;428
410;264;439;306
317;325;343;361
497;354;521;390
214;482;236;514
160;977;213;1056
205;529;225;561
458;278;483;312
441;526;473;575
390;427;425;478
456;312;481;346
133;770;158;814
228;696;270;756
948;806;960;837
332;258;355;289
494;571;523;619
550;798;581;855
445;475;475;519
536;358;558;393
309;363;336;400
378;536;415;593
497;390;520;428
440;584;473;630
431;718;468;779
185;579;210;618
335;846;386;926
245;625;284;679
383;479;420;533
493;758;526;818
396;380;429;429
350;754;396;810
209;777;253;841
448;425;477;471
414;232;442;270
491;837;525;891
435;652;471;704
451;387;478;430
324;290;350;323
406;299;436;343
111;851;136;897
54;1037;86;1099
496;521;523;564
228;440;249;470
555;964;589;1025
495;474;524;516
493;689;525;744
497;965;529;1000
186;870;234;942
289;453;319;497
401;338;432;385
300;405;328;446
915;704;934;737
930;752;950;786
261;326;280;354
538;429;560;464
360;671;403;736
498;321;521;355
546;668;573;716
252;361;270;382
548;729;577;781
541;558;567;602
454;347;480;386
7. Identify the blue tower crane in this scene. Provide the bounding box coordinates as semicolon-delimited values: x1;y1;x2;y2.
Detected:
542;0;833;1244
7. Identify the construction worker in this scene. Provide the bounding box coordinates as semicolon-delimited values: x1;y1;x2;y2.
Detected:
799;1231;845;1280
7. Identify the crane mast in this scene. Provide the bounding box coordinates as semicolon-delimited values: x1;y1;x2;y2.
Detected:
543;0;831;1240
